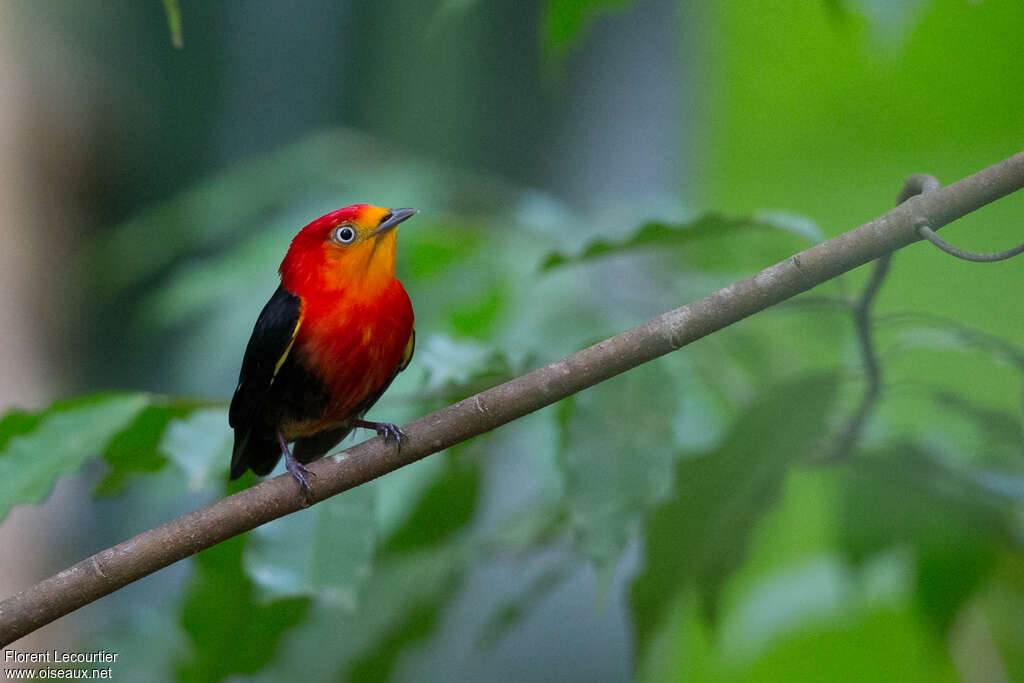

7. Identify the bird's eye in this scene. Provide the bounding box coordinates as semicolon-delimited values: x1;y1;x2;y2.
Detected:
332;225;357;244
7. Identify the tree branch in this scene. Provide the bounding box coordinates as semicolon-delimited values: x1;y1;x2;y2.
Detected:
2;150;1024;646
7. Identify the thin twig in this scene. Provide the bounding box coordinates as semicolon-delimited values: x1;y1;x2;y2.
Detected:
903;171;1024;262
897;173;941;204
916;225;1024;262
826;254;889;460
2;151;1024;646
828;174;942;459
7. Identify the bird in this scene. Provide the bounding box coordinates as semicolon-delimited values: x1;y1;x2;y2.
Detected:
228;204;417;498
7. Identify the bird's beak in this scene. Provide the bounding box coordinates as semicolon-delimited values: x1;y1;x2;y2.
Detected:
374;207;418;236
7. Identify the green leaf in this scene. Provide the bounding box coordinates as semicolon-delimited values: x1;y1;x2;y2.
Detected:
981;563;1024;683
542;0;632;59
249;547;463;683
346;598;444;682
0;409;44;452
880;311;1024;373
241;448;483;681
95;400;201;496
177;535;310;682
480;498;568;555
476;563;569;649
161;0;183;49
244;484;377;608
0;393;151;522
837;444;1016;631
159;407;232;491
415;335;533;407
382;455;480;555
741;605;958;682
540;211;823;271
837;445;1016;562
557;360;679;569
91;603;190;683
631;374;839;660
927;390;1024;470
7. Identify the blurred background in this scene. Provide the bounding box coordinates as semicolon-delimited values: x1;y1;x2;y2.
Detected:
1;0;1023;680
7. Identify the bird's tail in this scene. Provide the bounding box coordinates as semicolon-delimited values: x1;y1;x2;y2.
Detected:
230;429;283;479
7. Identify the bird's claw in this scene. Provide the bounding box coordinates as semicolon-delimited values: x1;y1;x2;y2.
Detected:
354;419;405;446
285;457;316;502
375;422;405;444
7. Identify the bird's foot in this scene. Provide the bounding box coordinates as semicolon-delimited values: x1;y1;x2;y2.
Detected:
353;419;406;446
285;455;316;500
278;432;316;503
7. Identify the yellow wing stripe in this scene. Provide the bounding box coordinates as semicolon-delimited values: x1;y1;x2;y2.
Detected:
271;304;304;384
398;328;415;372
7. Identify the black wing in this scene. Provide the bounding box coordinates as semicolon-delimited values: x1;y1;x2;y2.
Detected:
229;284;302;479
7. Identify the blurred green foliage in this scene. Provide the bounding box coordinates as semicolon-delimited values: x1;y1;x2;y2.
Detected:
0;394;155;519
2;0;1024;681
633;374;839;662
542;0;632;59
160;0;183;48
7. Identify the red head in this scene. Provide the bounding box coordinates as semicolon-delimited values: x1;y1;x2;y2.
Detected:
279;204;417;296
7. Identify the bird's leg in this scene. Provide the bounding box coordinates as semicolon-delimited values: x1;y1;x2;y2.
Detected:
278;431;315;499
352;419;405;445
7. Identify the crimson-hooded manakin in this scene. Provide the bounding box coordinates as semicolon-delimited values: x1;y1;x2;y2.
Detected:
228;204;417;497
